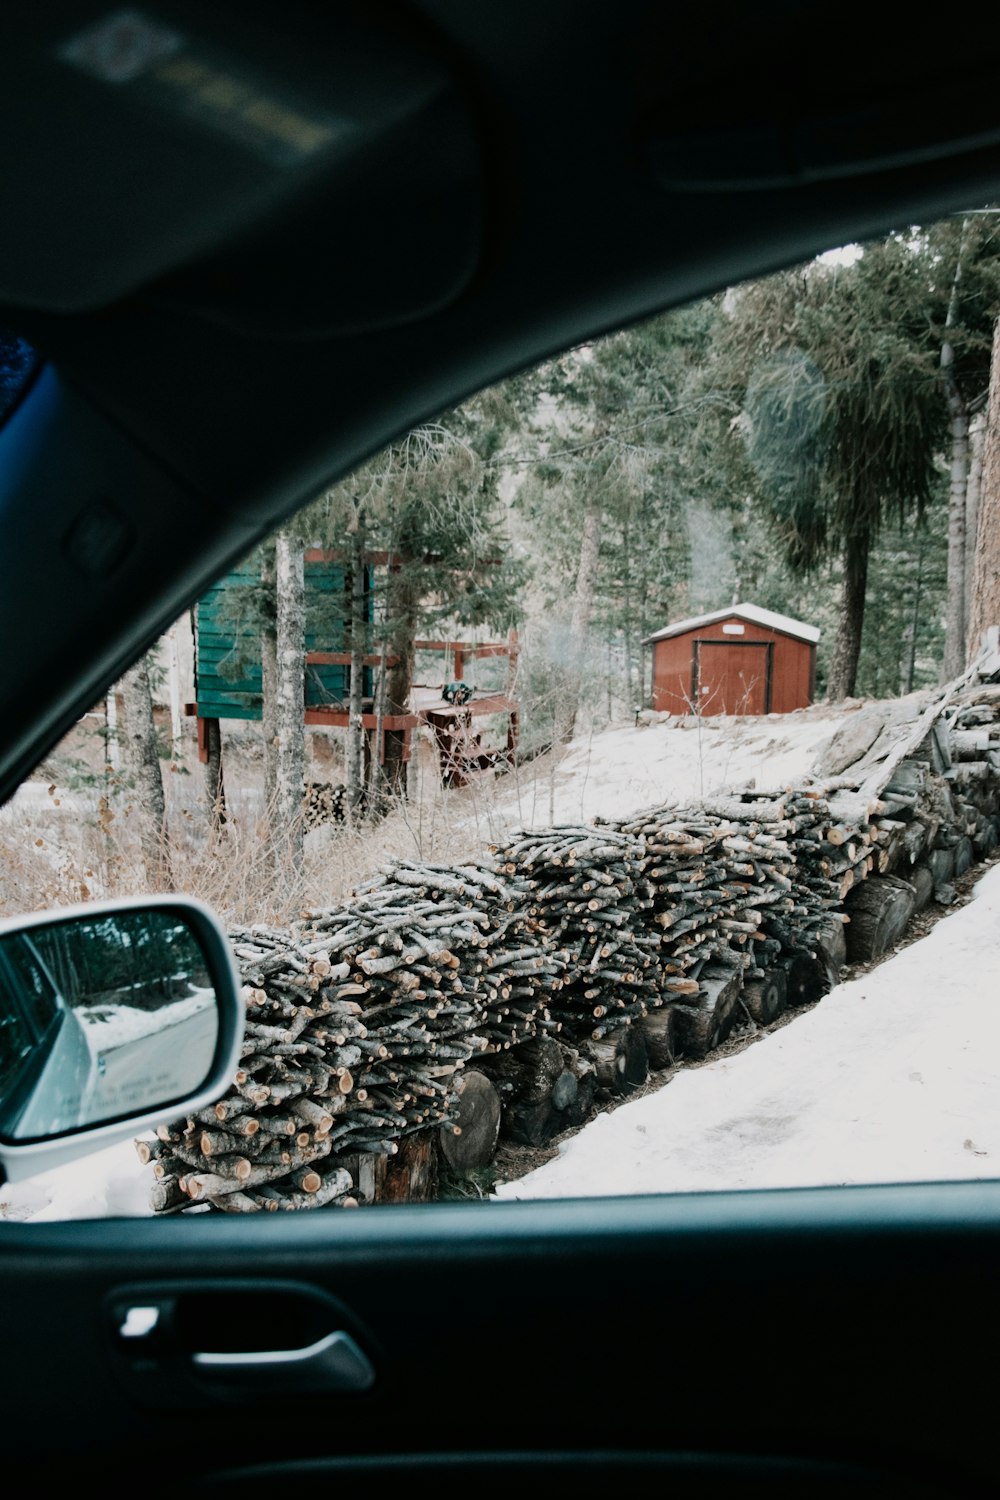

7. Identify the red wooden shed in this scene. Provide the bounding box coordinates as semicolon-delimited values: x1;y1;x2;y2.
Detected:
644;603;819;716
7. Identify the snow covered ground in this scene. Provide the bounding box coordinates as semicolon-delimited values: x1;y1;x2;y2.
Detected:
464;699;874;840
4;693;1000;1222
495;862;1000;1200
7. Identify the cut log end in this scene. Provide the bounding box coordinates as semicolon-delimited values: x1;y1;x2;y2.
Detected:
844;876;916;962
438;1071;501;1173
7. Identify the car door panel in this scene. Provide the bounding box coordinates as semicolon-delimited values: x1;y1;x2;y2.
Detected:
3;1182;996;1494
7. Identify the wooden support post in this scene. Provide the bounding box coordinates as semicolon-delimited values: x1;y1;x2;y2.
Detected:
197;714;218;766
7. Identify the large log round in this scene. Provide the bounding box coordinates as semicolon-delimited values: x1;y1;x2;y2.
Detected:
438;1071;501;1173
351;1134;437;1205
501;1047;598;1146
927;847;955;889
812;917;847;985
783;951;831;1007
502;1065;598;1146
552;1056;597;1130
479;1037;564;1105
952;835;974;878
907;864;935;911
974;821;999;860
672;970;742;1059
581;1026;649;1097
844;876;916;962
640;1006;678;1070
742;969;787;1026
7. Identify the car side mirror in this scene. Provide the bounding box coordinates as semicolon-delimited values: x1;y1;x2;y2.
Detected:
0;895;244;1183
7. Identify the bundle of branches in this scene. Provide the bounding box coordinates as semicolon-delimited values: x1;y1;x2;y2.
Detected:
349;858;562;1052
610;799;790;1053
138;924;365;1214
494;826;660;1046
695;790;848;1006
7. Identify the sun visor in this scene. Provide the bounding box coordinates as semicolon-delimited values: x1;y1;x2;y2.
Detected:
0;3;483;332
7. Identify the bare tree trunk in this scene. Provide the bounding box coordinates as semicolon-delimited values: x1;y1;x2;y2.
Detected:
260;545;278;812
369;624;390;815
828;531;869;701
120;654;172;889
965;409;985;614
100;691;122;887
941;222;970;680
942;381;970;679
902;532;925;695
556;494;602;743
204;718;226;830
622;510;633;711
382;563;418;799
105;689;120;769
273;529;305;878
606;636;613;720
346;505;367;819
968;314;1000;661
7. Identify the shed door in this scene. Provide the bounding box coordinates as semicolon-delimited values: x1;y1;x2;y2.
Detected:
694;640;771;715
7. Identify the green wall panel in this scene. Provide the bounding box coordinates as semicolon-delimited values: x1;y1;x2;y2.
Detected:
195;558;373;720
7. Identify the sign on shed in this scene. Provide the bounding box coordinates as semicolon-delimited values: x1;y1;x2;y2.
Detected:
644;603;819;716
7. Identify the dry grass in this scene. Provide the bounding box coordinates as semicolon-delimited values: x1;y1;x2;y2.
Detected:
0;716;574;928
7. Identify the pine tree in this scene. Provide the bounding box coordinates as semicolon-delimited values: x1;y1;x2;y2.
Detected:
272;527;305;877
507;299;727;734
308;403;525;801
718;239;948;699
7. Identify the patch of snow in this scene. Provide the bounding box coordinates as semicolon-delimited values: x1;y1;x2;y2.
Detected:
1;1137;156;1222
488;703;853;833
78;987;215;1048
495;863;1000;1200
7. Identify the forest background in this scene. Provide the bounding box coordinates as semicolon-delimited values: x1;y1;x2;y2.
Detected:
20;209;1000;908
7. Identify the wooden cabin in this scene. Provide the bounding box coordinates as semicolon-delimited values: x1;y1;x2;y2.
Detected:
644;603;819;716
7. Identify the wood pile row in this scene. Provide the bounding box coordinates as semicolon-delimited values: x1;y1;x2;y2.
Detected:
495;826;657;1033
142;682;1000;1211
490;825;661;1096
612;795;833;1055
142;857;564;1210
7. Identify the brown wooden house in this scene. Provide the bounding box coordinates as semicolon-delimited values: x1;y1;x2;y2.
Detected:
644;603;819;716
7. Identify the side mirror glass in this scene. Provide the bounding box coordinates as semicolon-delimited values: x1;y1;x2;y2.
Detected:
0;897;244;1181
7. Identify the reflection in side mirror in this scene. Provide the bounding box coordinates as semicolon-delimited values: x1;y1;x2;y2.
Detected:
0;897;244;1177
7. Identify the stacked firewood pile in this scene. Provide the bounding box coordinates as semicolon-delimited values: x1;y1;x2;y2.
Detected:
491;827;659;1087
141;677;1000;1212
137;924;368;1214
140;857;567;1210
612;797;819;1057
301;780;348;828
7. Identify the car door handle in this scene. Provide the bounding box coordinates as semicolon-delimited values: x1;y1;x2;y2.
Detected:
193;1330;375;1392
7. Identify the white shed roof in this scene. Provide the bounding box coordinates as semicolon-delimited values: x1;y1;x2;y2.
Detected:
643;602;820;646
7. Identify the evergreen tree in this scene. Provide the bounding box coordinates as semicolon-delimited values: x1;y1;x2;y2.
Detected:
718;239;948;699
506;299;728;734
306;401;525;801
